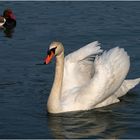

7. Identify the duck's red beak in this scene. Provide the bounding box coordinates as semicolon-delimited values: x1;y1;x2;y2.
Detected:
44;50;55;64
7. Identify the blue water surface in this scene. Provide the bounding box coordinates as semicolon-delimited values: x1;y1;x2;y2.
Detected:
0;1;140;139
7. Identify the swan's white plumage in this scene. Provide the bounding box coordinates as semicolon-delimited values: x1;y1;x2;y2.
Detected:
66;41;103;61
62;41;102;93
47;41;140;113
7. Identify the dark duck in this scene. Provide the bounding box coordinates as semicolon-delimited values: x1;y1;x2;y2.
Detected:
0;9;16;29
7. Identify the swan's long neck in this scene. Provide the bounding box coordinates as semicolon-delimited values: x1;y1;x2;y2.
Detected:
47;51;64;113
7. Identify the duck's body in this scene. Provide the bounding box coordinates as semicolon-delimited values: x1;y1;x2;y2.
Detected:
44;41;140;114
0;9;16;29
3;18;16;29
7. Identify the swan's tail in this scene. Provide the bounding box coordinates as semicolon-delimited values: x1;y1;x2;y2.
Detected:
115;78;140;98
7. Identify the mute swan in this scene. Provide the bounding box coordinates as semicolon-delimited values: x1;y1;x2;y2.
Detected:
44;41;140;114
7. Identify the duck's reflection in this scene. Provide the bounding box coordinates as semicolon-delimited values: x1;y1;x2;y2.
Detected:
47;107;127;139
0;23;16;38
3;27;15;38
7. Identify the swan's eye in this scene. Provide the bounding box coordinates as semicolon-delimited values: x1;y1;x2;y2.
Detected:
47;47;57;56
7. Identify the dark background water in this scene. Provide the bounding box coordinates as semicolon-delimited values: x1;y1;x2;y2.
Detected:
0;1;140;139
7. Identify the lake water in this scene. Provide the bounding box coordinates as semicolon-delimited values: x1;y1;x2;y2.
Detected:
0;1;140;139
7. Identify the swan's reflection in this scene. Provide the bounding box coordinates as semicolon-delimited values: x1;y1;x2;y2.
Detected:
47;107;127;139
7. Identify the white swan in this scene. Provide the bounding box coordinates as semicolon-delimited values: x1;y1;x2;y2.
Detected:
44;41;140;114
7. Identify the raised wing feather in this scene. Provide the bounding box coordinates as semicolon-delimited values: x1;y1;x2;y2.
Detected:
62;41;103;94
65;41;103;62
75;47;130;110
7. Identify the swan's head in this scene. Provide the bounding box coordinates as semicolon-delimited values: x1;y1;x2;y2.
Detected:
44;41;64;64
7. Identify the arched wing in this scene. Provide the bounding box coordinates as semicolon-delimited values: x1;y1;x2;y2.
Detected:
62;41;103;93
75;47;130;109
65;41;103;62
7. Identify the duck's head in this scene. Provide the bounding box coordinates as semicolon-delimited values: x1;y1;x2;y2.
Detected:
3;8;16;20
44;41;64;64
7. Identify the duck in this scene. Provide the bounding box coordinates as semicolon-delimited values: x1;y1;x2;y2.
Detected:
0;8;16;29
44;41;140;114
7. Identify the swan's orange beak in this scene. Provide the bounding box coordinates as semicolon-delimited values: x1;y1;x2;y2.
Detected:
44;50;55;64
